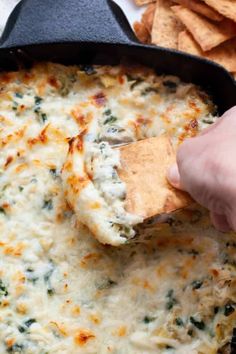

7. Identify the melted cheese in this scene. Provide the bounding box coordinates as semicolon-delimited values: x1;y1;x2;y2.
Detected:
62;68;217;245
0;62;234;354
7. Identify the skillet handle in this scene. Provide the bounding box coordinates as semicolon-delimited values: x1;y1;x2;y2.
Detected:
0;0;138;49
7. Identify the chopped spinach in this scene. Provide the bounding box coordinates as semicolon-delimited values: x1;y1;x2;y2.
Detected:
104;116;117;125
0;207;6;215
41;113;47;122
24;318;36;327
103;109;111;116
191;280;203;290
18;318;36;333
15;92;23;99
141;87;159;96
163;80;177;93
175;317;184;326
12;101;18;111
47;288;55;296
126;74;136;82
190;316;205;330
44;267;54;282
49;168;57;178
187;329;193;336
35;109;47;124
34;107;40;114
130;77;144;90
126;74;144;89
143;316;156;324
44;261;55;296
214;306;219;314
42;199;53;210
166;289;177;310
18;186;24;192
6;343;24;353
25;268;38;284
97;278;117;290
0;279;8;297
79;65;96;75
34;96;43;105
202;117;214;124
224;304;235;317
165;345;174;349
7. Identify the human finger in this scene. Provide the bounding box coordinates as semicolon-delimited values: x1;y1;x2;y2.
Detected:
210;211;231;232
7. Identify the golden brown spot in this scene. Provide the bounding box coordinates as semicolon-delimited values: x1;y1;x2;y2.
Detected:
136;116;152;126
4;243;24;257
117;326;127;337
15;284;26;296
15;163;28;173
74;329;95;346
5;156;14;169
5;338;15;348
89;314;101;325
27;125;49;146
89;202;101;209
50;322;68;337
22;72;35;84
48;76;60;89
1;72;17;84
211;268;219;277
13;271;26;283
16;302;28;314
118;75;124;84
68;137;76;154
80;253;101;268
132;277;154;292
189;100;200;113
1;128;26;148
71;306;81;316
0;299;9;308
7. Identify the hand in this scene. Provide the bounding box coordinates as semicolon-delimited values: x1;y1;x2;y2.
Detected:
168;106;236;232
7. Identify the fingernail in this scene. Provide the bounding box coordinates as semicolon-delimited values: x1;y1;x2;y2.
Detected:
167;164;181;189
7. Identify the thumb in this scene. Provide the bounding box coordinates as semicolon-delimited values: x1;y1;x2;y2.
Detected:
167;163;183;190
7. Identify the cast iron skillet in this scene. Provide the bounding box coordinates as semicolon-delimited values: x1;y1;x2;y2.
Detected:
0;0;236;352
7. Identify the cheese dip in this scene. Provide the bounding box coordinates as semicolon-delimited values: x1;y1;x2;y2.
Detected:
0;62;235;354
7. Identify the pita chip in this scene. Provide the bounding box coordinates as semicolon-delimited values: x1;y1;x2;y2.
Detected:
135;0;156;6
142;3;156;33
203;0;236;23
172;5;236;51
133;21;150;43
178;31;236;72
151;0;184;49
172;0;223;21
118;136;192;219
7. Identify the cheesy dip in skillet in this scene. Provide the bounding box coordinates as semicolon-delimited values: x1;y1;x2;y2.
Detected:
0;62;235;354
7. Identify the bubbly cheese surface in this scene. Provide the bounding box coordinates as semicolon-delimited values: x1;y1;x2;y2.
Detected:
0;62;235;354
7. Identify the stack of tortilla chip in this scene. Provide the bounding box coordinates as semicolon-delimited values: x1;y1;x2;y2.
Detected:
133;0;236;79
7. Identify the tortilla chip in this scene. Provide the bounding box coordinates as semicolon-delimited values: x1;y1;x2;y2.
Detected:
172;0;223;21
118;136;191;219
151;0;184;49
178;30;236;72
142;3;156;33
203;0;236;23
135;0;155;6
133;21;150;43
172;5;236;51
